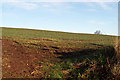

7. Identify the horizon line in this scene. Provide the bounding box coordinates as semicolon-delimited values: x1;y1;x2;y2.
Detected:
1;26;118;36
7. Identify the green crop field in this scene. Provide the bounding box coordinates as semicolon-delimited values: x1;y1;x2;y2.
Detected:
2;27;115;40
1;27;119;79
2;27;116;46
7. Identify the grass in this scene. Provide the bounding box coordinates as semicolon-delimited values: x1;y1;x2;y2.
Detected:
1;27;119;79
41;46;117;79
2;27;114;40
2;27;115;47
112;36;120;79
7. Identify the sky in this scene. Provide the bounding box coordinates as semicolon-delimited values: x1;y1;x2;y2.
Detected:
0;0;118;36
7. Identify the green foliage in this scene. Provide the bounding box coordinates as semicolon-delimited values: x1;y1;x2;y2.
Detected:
41;62;64;78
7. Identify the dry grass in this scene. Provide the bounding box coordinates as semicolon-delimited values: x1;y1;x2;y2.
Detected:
112;36;120;79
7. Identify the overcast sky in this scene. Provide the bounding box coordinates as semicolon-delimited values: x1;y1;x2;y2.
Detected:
0;0;118;35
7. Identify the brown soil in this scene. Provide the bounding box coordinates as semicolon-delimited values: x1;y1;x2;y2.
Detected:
2;37;84;78
2;37;115;78
2;37;59;78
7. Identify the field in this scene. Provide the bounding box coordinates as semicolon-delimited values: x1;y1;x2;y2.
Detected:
1;27;120;79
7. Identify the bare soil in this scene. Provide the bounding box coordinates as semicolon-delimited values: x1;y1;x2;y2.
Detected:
2;37;59;78
2;37;83;78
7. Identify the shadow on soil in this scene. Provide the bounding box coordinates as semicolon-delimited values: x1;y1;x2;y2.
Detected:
53;44;117;79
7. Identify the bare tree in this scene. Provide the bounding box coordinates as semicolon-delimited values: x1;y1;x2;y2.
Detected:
94;30;102;34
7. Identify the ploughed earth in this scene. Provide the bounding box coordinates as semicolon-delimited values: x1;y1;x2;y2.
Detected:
2;37;119;79
2;37;87;78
